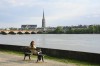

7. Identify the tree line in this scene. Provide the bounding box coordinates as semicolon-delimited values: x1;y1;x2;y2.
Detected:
40;25;100;34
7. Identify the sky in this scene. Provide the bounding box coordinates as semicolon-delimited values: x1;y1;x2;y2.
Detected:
0;0;100;28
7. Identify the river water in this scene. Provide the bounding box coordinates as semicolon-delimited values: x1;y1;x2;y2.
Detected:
0;34;100;54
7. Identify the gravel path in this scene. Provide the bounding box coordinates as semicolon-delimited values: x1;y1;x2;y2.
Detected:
0;51;77;66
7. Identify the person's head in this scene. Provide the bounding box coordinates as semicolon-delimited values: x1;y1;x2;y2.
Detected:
31;41;34;44
30;41;35;47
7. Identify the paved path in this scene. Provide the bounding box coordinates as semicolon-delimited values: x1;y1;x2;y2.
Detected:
0;51;77;66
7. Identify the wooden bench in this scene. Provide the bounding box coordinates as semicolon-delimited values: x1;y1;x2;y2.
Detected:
23;47;32;60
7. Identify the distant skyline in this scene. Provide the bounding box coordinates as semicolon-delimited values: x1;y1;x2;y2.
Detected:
0;0;100;28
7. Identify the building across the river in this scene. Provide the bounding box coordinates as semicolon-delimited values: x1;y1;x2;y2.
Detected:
21;25;37;30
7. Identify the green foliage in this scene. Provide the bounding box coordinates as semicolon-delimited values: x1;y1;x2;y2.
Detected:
93;25;100;34
37;25;100;34
65;25;100;34
66;27;73;34
9;27;18;30
53;26;64;34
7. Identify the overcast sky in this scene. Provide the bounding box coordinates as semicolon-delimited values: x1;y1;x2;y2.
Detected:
0;0;100;28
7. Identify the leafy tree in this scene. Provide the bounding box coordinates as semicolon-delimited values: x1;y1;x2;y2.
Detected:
53;27;64;34
66;27;73;34
88;26;93;34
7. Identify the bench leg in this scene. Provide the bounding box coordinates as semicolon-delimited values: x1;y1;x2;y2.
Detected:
24;55;26;60
42;56;44;62
29;55;31;60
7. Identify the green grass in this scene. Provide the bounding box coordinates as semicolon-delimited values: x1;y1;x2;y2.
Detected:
45;55;100;66
0;49;100;66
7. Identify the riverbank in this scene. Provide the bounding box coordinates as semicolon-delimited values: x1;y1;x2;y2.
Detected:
0;49;99;66
0;44;100;66
0;44;100;63
0;51;68;66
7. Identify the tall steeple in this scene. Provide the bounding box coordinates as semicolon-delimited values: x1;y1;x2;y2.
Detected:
43;10;45;19
42;10;46;28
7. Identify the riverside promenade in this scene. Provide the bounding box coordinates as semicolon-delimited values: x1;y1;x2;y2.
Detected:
0;51;77;66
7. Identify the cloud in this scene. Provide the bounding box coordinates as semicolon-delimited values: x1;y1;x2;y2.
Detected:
0;0;100;28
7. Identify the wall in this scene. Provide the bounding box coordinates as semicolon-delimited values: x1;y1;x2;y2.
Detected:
41;48;100;63
0;44;100;63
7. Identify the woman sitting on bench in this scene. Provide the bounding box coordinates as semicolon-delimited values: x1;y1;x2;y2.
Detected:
29;41;37;55
23;41;37;60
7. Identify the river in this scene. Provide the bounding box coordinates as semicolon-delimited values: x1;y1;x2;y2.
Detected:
0;34;100;54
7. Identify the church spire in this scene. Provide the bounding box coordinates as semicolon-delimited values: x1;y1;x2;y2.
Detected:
43;10;44;19
42;10;46;28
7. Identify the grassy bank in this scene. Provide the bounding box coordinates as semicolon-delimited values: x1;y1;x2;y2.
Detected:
0;49;100;66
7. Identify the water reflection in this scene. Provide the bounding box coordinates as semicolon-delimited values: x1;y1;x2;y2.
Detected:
0;34;100;54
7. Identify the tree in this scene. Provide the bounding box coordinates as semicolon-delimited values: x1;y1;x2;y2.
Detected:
66;27;73;34
88;26;93;34
53;27;64;34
